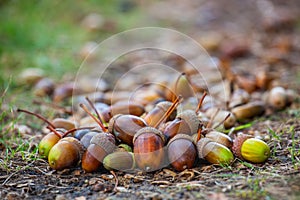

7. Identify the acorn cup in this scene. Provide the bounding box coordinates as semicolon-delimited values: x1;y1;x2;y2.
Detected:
103;151;135;172
133;127;166;172
48;137;85;170
197;138;234;165
81;132;116;172
232;134;270;163
167;134;197;171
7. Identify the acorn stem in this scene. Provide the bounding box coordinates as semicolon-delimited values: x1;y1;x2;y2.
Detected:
196;126;202;142
154;95;182;128
61;126;95;138
195;91;207;113
17;108;56;129
46;125;62;138
79;103;107;132
85;96;103;123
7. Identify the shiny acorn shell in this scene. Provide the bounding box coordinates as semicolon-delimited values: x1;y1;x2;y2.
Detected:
133;127;166;172
241;138;270;163
48;137;84;170
167;134;197;171
108;114;147;146
52;118;75;131
197;138;234;165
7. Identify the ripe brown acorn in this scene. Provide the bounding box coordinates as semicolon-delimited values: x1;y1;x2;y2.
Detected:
143;101;177;127
108;114;147;146
101;101;145;123
167;134;197;171
48;137;85;170
81;132;116;172
197;138;234;165
231;101;265;121
133;127;166;172
164;110;200;140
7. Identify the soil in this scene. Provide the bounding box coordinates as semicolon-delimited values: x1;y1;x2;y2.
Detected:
1;0;300;199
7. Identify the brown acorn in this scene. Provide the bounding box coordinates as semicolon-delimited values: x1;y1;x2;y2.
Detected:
52;118;75;131
33;78;55;97
101;101;145;123
103;151;135;172
167;134;197;171
232;134;270;163
165;73;194;101
81;132;116;172
231;101;265;121
48;137;85;170
108;114;147;146
143;101;177;127
205;130;233;149
164;110;200;140
133;127;166;172
197;138;234;165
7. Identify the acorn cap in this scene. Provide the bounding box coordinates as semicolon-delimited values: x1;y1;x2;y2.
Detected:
231;133;253;159
90;133;116;154
108;114;122;133
60;137;85;158
196;138;213;159
167;134;194;148
177;110;200;133
133;127;165;144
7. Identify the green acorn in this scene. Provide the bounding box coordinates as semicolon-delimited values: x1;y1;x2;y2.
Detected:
197;138;234;165
103;151;135;172
232;134;270;163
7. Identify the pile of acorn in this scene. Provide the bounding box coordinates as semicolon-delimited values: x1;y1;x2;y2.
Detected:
17;72;297;173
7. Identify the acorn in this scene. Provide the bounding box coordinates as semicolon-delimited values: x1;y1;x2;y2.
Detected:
167;134;197;171
165;73;194;101
231;101;265;121
197;138;234;165
33;78;55;97
48;137;85;170
81;132;116;172
143;101;177;127
52;118;75;131
80;131;99;148
267;86;287;110
108;114;147;146
205;130;233;149
228;89;250;109
133;127;166;172
103;151;135;172
101;101;145;123
164;110;200;140
38;129;63;158
232;134;270;163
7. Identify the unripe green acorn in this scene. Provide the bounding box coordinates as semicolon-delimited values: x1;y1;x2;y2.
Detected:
103;151;135;172
38;129;65;158
232;134;270;163
197;138;234;165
